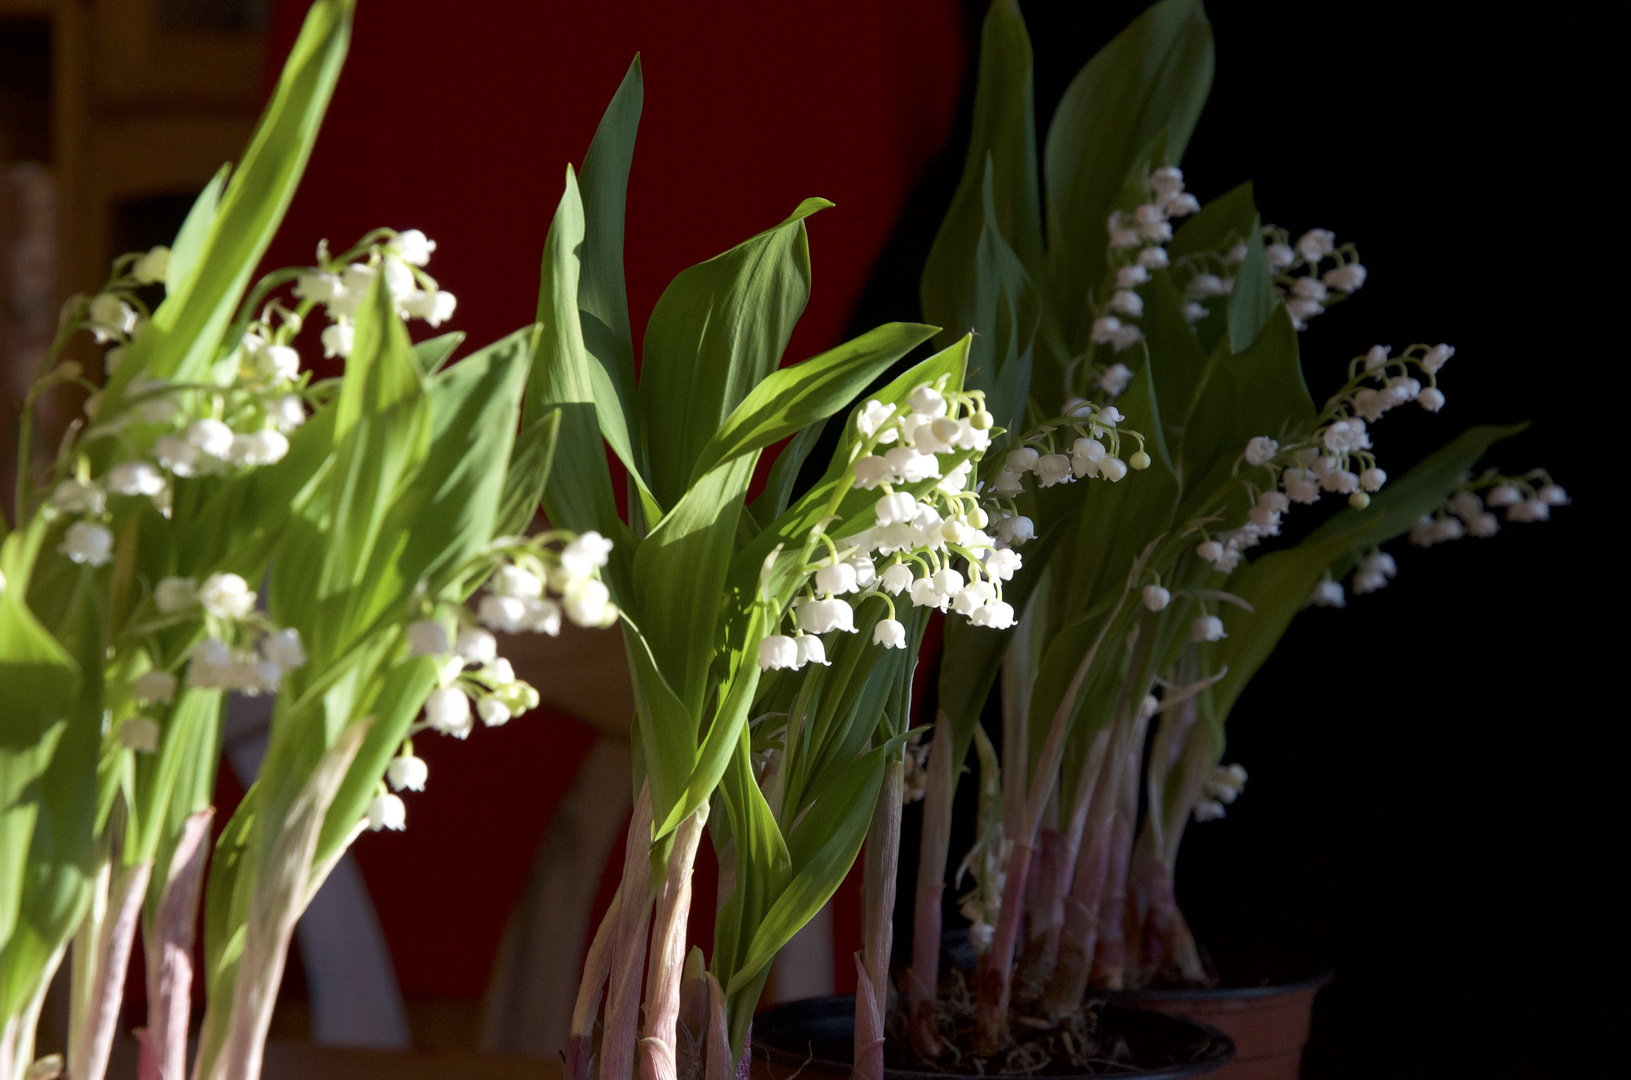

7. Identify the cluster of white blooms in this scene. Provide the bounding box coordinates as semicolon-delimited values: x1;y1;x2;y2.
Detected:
295;229;456;359
1093;166;1202;352
1193;763;1248;822
1259;226;1367;331
1407;473;1566;552
475;530;618;636
986;402;1154;549
758;383;1023;672
141;572;309;697
1189;343;1463;578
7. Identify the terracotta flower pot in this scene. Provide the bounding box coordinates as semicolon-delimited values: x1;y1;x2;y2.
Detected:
752;994;1234;1079
1114;942;1332;1080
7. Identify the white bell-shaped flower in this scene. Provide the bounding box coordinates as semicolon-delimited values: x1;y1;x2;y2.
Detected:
796;597;855;634
1141;585;1171;612
106;462;166;497
408;620;450;657
795;635;830;668
261;628;306;672
387;753;428;792
872;619;907;649
758;635;798;671
199;573;255;619
367;793;407;832
815;561;857;596
65;522;117;567
426;687;473;738
478;697;513;727
1191;615;1227;642
133;670;177;704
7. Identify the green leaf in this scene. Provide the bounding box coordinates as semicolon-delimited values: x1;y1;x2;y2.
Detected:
528;167;633;586
638;198;828;509
105;0;353;396
1226;223;1275;355
967;157;1040;434
690;322;937;484
577;55;646;496
495;408;560;539
1168;180;1255;261
1177;309;1313;522
0;527;77;961
1141;269;1208;445
412;331;466;375
746;421;826;530
1043;0;1213;346
165;165;229;299
921;0;1045;350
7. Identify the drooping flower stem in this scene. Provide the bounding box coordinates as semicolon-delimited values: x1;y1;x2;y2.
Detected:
141;808;213;1080
854;759;905;1080
907;714;960;1056
597;782;655;1080
639;804;710;1080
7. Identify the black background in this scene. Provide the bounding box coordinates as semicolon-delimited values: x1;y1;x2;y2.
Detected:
859;2;1628;1077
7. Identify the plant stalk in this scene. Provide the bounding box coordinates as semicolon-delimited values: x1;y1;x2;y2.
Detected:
141;808;213;1080
566;886;622;1080
854;759;904;1080
907;714;958;1057
598;782;655;1080
639;804;709;1080
68;859;152;1080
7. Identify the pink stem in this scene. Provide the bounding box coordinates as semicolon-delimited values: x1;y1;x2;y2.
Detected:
1013;827;1066;999
639;806;708;1080
567;886;622;1080
704;975;731;1080
142;808;213;1080
74;859;152;1080
599;783;655;1080
853;760;903;1080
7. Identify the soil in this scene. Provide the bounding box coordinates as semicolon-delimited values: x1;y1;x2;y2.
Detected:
878;971;1214;1077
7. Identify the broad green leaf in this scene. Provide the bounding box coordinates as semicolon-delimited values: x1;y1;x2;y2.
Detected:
727;742;891;997
922;0;1045;349
412;330;465;375
623;630;697;839
528;168;633;588
577;55;646;494
689;322;937;484
967;158;1040;434
1177;309;1313;523
638;198;827;509
632;455;756;719
1044;0;1213;347
0;526;77;959
1227;222;1275;355
1142;269;1208;445
165;165;229;299
495;408;560;539
1;573;100;1017
1168;180;1256;261
746;421;826;530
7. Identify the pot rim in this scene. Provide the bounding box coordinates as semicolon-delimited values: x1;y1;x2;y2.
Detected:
1110;967;1335;1004
754;996;1235;1080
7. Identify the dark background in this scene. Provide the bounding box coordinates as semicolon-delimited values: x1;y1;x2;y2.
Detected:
865;2;1627;1078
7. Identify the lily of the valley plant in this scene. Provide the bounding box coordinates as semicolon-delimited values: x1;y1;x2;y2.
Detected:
1;5;617;1080
895;0;1567;1072
532;59;1040;1080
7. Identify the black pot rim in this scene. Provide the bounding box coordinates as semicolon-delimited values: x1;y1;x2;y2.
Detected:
754;995;1235;1080
1111;967;1335;1004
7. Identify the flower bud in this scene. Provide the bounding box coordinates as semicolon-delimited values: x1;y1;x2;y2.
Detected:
1129;450;1151;470
1141;585;1171;612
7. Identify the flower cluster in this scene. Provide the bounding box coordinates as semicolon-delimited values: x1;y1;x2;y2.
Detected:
474;530;618;636
1261;226;1367;331
1193;763;1247;822
135;572;311;697
990;400;1152;508
758;382;1021;672
367;529;618;833
1093;166;1202;352
294;228;456;359
1188;343;1458;577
